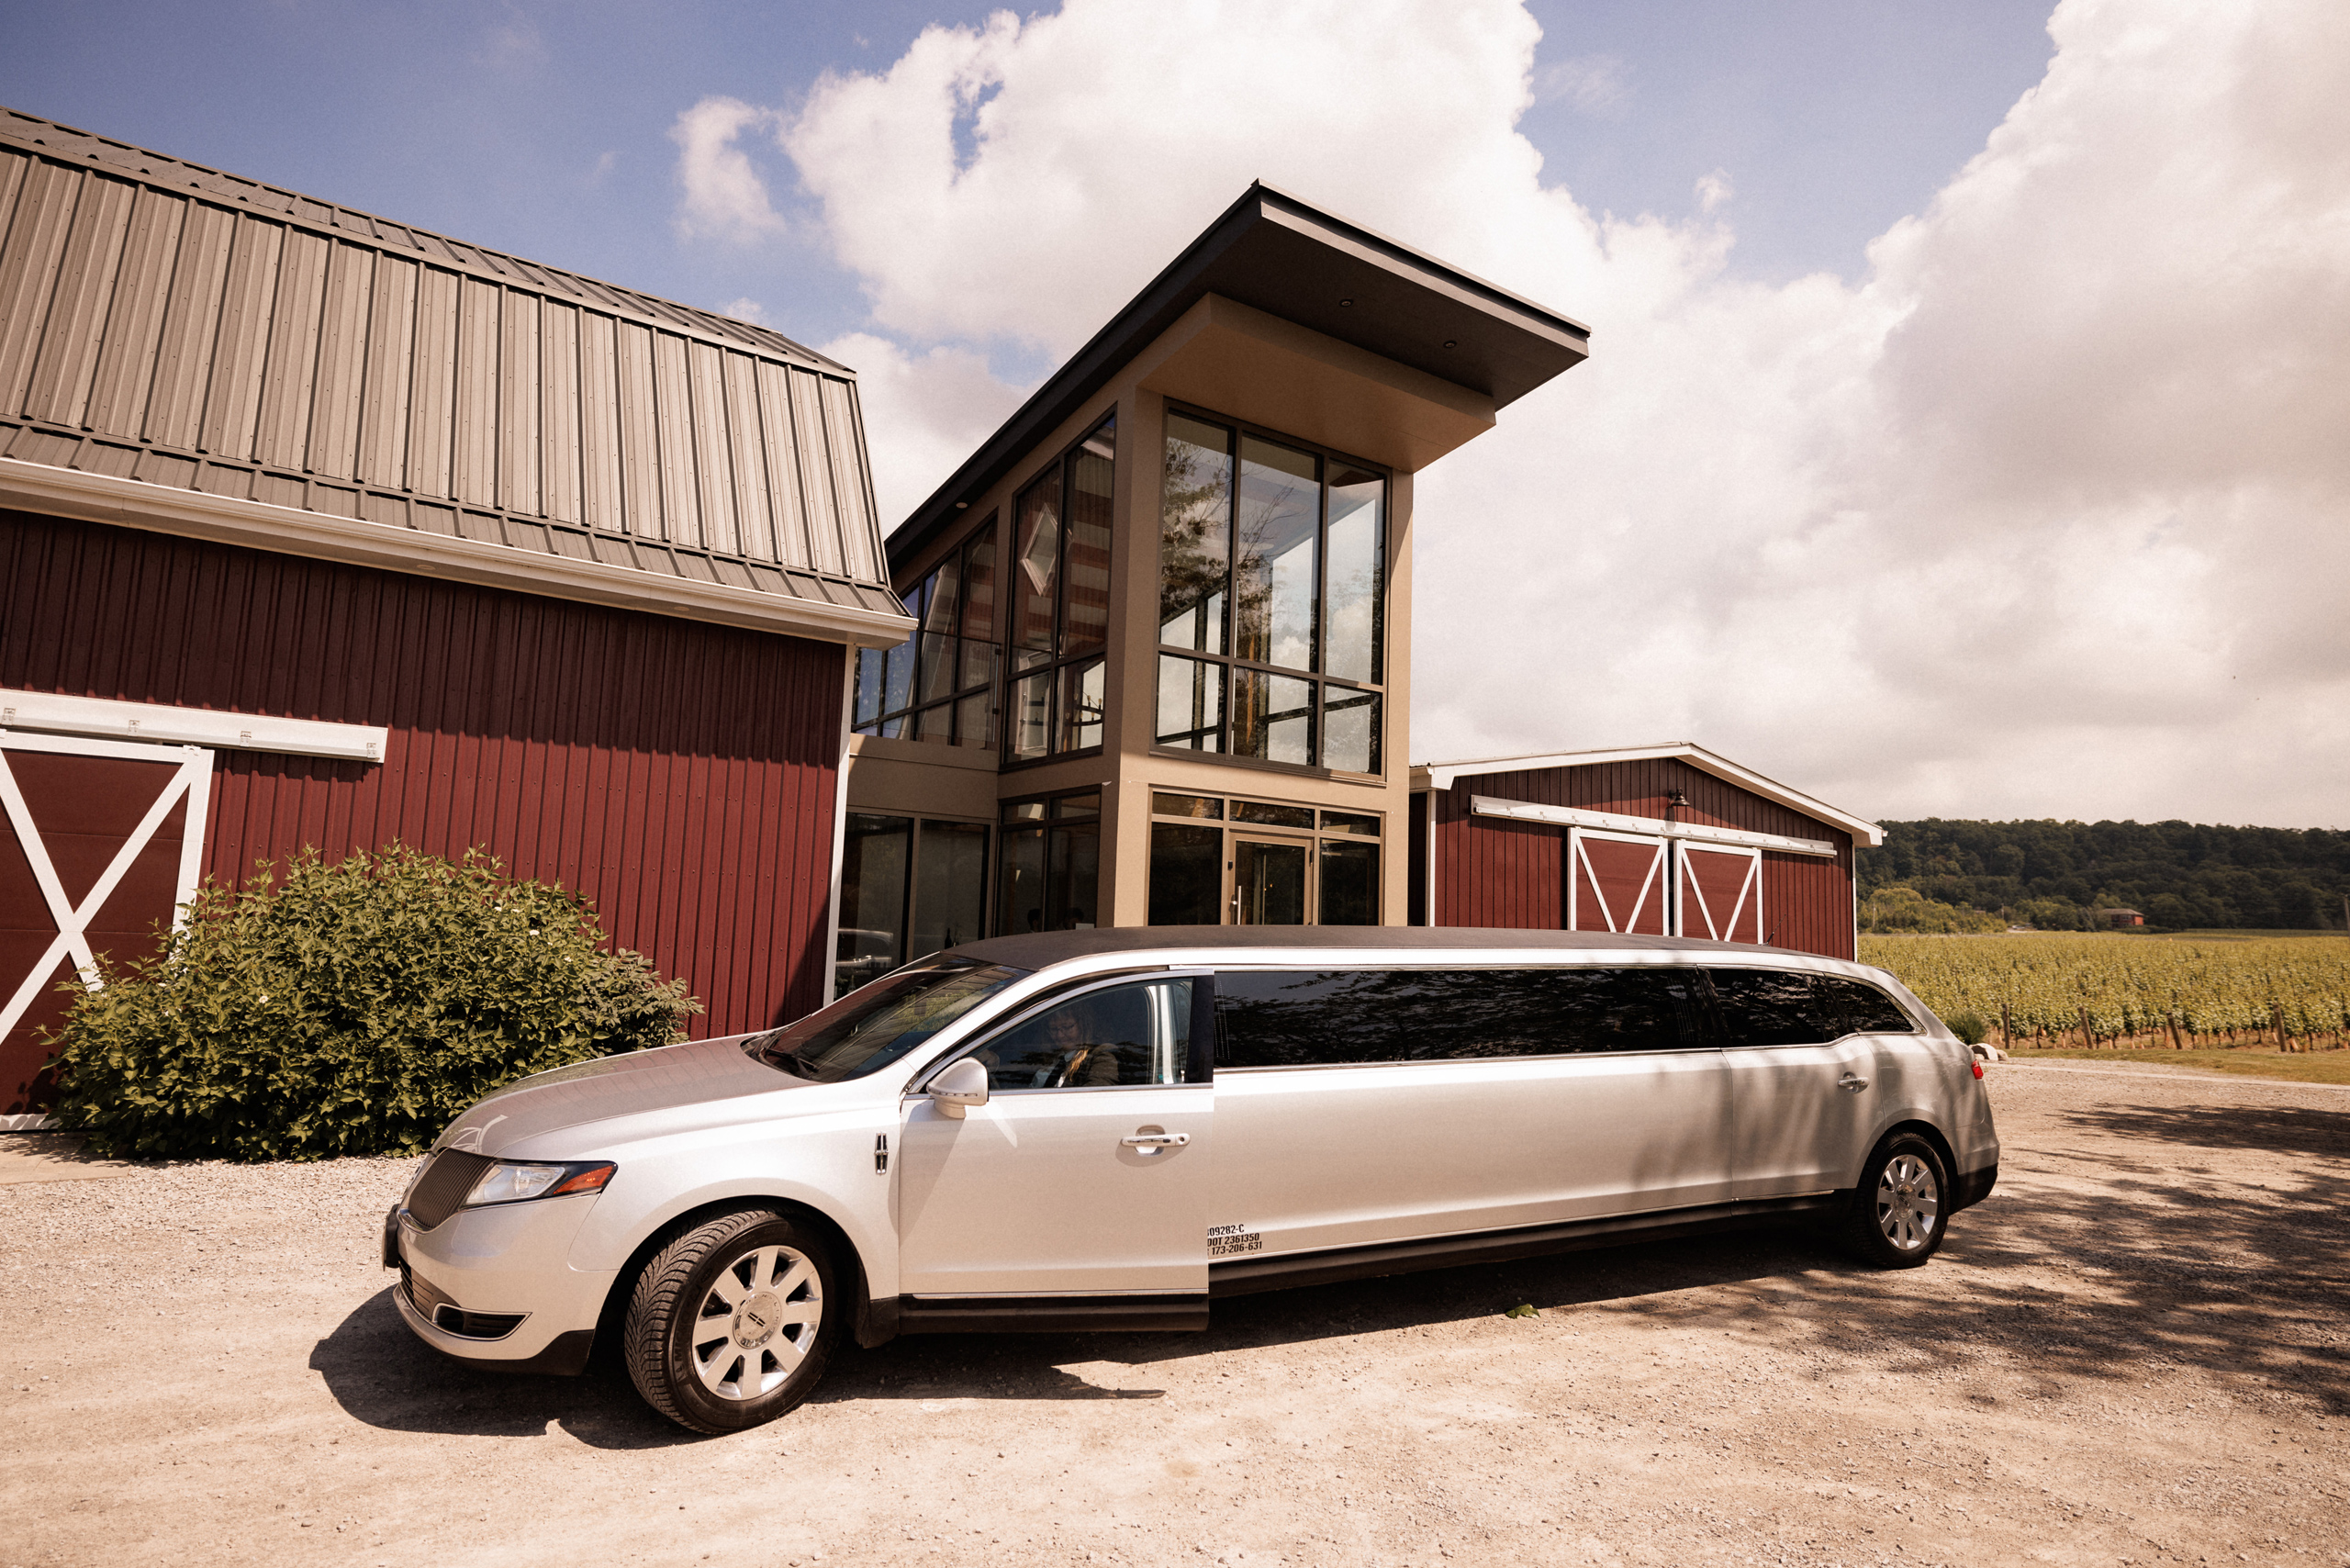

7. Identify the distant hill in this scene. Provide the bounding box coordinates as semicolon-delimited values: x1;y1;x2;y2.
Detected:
1857;819;2350;931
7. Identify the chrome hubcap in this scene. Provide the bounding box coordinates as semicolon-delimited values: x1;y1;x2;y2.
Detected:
691;1244;820;1401
1875;1153;1941;1251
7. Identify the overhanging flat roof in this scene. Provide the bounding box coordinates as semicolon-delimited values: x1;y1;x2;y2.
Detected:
1414;743;1885;847
890;183;1590;565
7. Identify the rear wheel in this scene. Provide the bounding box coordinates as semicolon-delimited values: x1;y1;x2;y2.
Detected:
623;1209;841;1433
1841;1132;1949;1269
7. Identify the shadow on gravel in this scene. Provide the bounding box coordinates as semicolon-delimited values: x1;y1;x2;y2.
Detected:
2058;1100;2350;1159
308;1288;696;1449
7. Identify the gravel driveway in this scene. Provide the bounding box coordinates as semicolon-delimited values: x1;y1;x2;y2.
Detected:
4;1062;2345;1568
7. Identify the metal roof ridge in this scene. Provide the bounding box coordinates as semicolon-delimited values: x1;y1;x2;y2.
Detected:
0;105;849;375
1415;741;1884;846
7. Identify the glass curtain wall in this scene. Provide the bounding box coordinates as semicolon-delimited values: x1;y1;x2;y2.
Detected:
997;793;1102;932
853;521;1002;748
836;815;993;994
1008;417;1116;763
1157;409;1385;773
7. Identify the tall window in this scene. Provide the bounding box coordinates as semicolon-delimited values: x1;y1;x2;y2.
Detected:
836;814;991;994
1145;790;1382;927
1008;416;1116;763
853;521;1001;749
998;792;1102;934
1157;409;1384;774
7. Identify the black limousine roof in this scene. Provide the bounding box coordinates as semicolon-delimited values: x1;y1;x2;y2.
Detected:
943;926;1822;971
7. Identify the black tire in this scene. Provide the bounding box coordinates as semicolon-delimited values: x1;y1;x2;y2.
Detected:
623;1208;841;1434
1840;1132;1951;1269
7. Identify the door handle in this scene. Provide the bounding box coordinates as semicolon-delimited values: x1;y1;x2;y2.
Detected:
1121;1132;1190;1148
1838;1073;1870;1093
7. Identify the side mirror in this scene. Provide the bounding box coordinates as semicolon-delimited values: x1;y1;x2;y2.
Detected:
927;1058;990;1119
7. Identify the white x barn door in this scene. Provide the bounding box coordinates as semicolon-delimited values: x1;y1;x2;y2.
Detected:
0;733;212;1117
1674;843;1762;945
1566;828;1671;935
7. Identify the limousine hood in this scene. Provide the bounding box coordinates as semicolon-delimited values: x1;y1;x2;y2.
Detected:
435;1035;815;1158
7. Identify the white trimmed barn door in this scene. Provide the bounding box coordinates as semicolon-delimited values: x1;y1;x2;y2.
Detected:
1676;844;1762;944
0;734;212;1119
1567;828;1670;936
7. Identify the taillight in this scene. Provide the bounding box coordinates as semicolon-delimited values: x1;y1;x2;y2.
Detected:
1972;1059;1985;1080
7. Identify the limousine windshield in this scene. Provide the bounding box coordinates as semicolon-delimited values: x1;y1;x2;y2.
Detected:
746;960;1025;1082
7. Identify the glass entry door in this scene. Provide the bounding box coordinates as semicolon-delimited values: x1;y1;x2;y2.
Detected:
1232;836;1310;924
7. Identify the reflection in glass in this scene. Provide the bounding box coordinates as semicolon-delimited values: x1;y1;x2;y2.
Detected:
1160;413;1232;654
1235;436;1319;670
916;631;958;706
1156;655;1225;751
1064;423;1114;655
837;814;911;993
1013;467;1060;654
996;825;1045;935
1052;793;1101;819
974;979;1192;1090
959;521;998;644
954;690;996;752
911;820;989;958
1320;810;1381;836
1234;838;1308;924
1233;669;1314;765
1324;465;1382;683
1047;816;1101;929
1322;688;1381;775
913;700;955;745
1318;840;1379;925
1152;792;1223;819
957;638;1001;707
1057;657;1105;753
881;633;914;717
1010;670;1051;761
1232;800;1315;828
852;646;883;729
1149;824;1224;925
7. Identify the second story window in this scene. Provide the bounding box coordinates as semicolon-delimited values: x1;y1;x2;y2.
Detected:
1156;409;1385;775
1007;415;1117;762
853;520;1001;749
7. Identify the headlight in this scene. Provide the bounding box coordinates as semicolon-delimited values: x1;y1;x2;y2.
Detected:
463;1159;617;1208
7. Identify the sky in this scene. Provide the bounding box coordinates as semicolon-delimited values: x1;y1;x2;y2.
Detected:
6;1;2344;830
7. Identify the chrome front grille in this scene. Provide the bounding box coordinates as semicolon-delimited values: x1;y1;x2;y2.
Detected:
406;1149;494;1229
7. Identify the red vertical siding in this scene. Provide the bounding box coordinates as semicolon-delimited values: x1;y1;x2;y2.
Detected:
2;508;843;1036
1432;756;1856;959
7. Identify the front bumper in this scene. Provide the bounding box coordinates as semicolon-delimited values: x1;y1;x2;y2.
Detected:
381;1193;614;1374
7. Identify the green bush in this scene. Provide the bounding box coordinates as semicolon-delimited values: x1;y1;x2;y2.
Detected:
44;846;699;1161
1946;1010;1989;1047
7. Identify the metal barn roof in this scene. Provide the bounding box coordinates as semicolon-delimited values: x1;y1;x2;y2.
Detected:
0;107;909;644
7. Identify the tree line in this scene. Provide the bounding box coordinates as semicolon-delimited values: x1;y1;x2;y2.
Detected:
1857;818;2350;931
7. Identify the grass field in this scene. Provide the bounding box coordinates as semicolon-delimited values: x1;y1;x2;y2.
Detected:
1860;932;2350;1048
2002;1044;2350;1086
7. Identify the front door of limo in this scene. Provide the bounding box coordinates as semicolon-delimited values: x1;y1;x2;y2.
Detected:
1205;966;1732;1263
896;977;1210;1298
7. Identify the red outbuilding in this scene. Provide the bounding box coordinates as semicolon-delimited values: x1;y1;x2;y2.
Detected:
0;110;912;1117
1410;745;1884;959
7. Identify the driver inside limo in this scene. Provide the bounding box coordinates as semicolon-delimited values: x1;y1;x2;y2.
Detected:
976;991;1149;1089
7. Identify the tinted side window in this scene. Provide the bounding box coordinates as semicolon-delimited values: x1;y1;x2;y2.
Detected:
973;979;1194;1091
1214;968;1702;1068
1818;976;1917;1034
1707;969;1846;1047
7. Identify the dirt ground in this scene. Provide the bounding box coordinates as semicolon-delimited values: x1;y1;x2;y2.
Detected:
5;1061;2347;1568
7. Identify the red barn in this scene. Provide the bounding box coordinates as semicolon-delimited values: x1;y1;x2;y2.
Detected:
1410;745;1883;959
0;110;911;1118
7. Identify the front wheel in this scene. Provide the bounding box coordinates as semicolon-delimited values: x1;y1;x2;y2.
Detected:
623;1209;841;1433
1841;1132;1950;1269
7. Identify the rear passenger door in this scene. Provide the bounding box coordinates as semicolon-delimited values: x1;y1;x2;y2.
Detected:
1714;968;1881;1199
1207;966;1731;1263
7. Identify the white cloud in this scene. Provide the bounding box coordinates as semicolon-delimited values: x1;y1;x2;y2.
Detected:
1693;169;1733;214
667;95;789;244
764;0;2350;827
1533;52;1631;118
819;332;1029;531
720;297;769;324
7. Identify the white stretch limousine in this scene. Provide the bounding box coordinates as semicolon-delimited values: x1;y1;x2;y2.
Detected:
385;929;1999;1432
